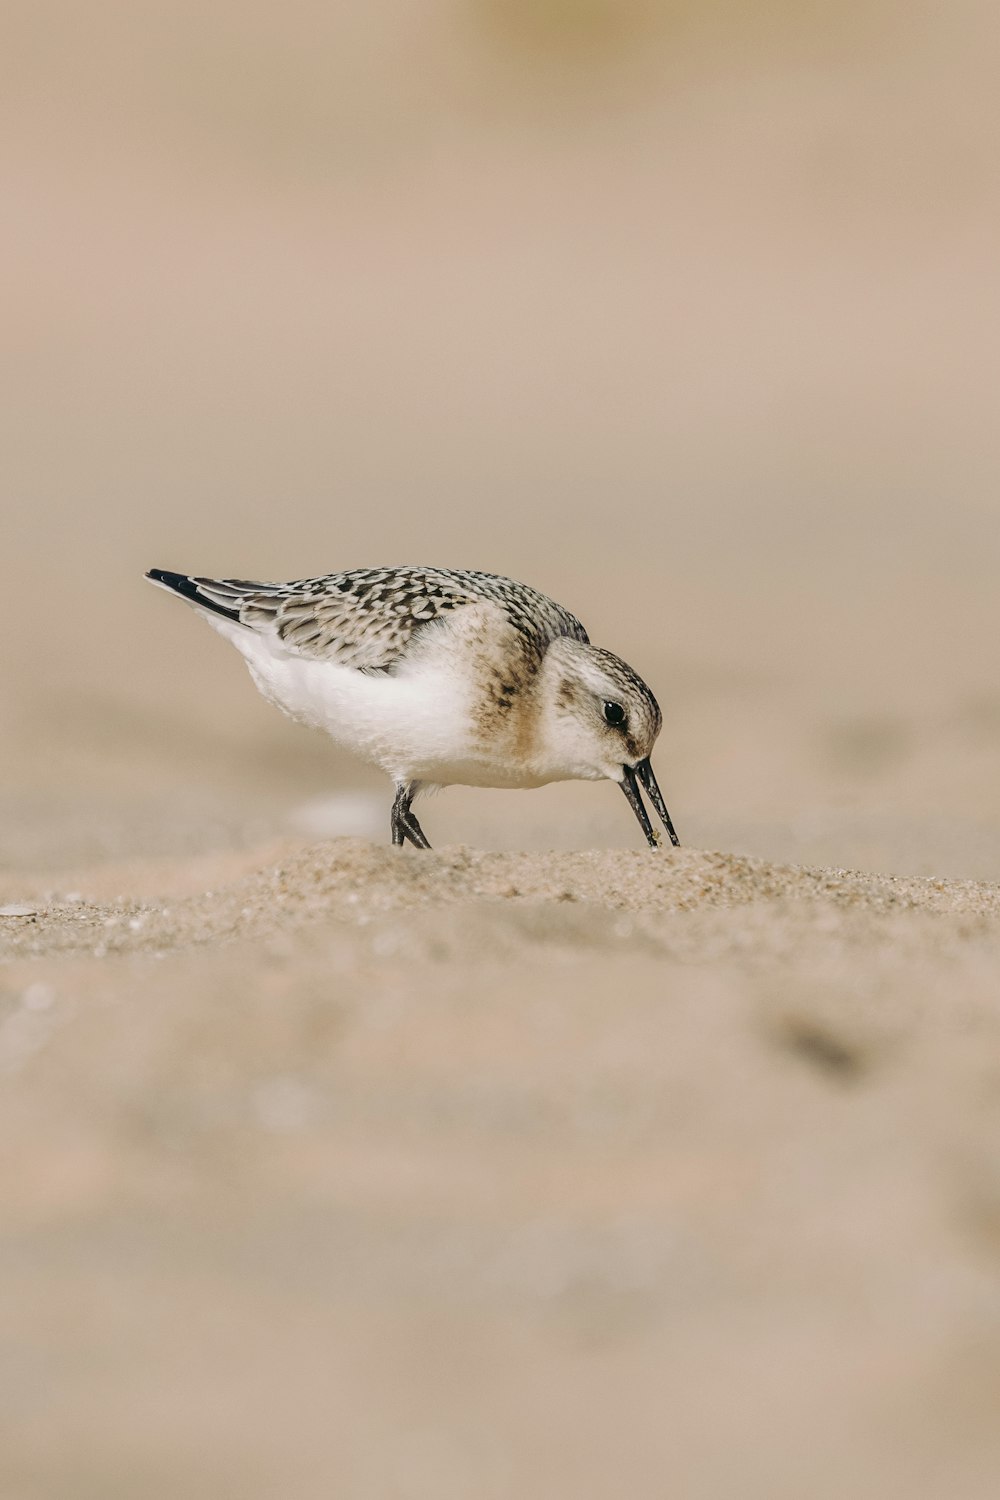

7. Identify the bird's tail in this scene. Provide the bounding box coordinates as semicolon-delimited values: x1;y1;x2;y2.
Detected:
145;568;245;624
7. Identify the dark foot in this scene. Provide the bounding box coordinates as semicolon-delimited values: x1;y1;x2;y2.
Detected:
391;782;432;850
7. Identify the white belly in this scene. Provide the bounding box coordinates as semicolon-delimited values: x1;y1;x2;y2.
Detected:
216;619;487;785
205;613;577;791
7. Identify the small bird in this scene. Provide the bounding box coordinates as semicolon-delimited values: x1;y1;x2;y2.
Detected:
145;565;680;851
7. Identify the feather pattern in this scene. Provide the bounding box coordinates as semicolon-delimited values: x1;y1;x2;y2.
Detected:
186;566;590;673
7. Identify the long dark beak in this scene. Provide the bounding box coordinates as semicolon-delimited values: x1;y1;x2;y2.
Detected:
636;758;681;846
619;760;681;849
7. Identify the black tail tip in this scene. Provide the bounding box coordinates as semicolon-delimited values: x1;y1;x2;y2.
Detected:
146;567;189;589
146;567;203;602
145;568;201;602
145;568;243;624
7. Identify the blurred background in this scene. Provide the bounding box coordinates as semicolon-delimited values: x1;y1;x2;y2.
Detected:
4;0;1000;874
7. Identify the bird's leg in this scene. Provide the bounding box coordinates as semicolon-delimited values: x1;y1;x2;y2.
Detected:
390;781;432;850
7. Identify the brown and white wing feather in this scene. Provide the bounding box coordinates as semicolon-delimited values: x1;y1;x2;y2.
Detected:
173;566;589;674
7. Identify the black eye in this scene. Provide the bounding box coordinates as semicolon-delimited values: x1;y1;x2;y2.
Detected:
603;701;626;728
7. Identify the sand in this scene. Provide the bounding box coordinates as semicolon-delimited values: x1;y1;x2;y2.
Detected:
4;838;1000;1497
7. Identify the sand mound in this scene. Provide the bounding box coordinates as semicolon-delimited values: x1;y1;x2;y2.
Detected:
4;839;1000;1497
4;840;1000;965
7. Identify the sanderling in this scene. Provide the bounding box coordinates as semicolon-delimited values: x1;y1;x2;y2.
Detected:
145;565;680;850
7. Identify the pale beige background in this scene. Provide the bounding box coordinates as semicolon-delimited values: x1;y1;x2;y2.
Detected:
4;4;1000;1496
5;0;1000;873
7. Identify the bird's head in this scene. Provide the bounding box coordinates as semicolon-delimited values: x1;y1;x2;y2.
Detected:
536;638;680;847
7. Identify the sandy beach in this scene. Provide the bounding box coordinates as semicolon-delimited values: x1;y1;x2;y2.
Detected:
5;838;1000;1497
5;0;1000;1493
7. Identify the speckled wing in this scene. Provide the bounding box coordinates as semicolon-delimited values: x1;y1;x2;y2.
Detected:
187;567;590;673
